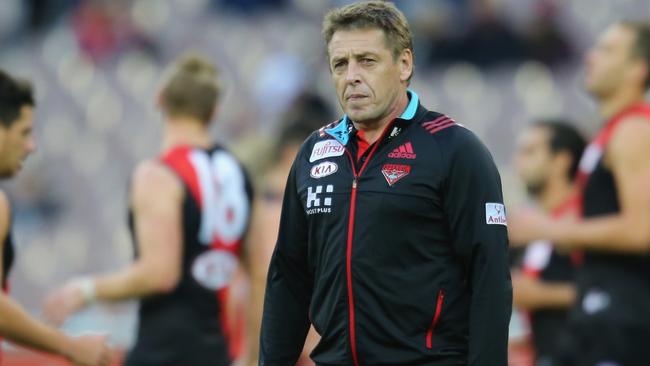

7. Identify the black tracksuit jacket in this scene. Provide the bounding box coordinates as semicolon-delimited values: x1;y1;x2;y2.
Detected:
260;90;512;366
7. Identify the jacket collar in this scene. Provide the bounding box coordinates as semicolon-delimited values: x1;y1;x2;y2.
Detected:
325;89;420;146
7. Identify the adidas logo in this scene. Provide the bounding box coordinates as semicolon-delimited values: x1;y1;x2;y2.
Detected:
388;142;416;159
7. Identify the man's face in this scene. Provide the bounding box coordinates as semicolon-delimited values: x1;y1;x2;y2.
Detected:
0;106;36;178
514;127;553;197
328;28;412;124
585;24;642;98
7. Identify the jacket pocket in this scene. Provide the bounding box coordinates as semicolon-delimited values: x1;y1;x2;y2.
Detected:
425;289;445;349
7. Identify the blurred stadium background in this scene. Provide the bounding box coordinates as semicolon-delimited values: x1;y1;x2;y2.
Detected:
1;0;649;364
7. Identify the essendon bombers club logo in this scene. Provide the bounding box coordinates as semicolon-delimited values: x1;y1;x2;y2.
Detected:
381;164;411;186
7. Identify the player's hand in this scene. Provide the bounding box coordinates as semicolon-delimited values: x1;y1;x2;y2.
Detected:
511;271;542;309
64;334;112;366
507;208;552;246
43;280;87;326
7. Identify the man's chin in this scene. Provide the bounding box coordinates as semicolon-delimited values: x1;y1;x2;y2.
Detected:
345;109;378;124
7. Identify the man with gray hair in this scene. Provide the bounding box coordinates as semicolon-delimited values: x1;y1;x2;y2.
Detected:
261;2;512;365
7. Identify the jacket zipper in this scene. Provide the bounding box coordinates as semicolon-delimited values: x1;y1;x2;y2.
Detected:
329;121;397;366
346;175;360;366
426;289;445;349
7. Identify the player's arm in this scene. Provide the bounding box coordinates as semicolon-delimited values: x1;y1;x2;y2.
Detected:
442;129;512;366
512;272;575;311
259;161;312;365
44;160;183;324
0;192;111;366
93;160;184;299
0;295;81;359
547;117;650;252
0;192;70;355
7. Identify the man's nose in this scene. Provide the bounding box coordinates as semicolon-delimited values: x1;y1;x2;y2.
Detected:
345;61;361;84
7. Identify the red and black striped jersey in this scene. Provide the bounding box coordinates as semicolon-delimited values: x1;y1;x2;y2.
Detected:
574;103;650;327
125;144;253;366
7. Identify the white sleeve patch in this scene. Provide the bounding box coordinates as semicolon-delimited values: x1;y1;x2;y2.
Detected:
485;203;507;226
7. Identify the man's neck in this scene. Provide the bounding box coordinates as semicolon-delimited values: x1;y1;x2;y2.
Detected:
539;177;575;213
352;90;409;145
599;87;646;121
162;117;212;152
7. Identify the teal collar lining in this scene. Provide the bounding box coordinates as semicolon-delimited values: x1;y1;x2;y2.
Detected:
326;89;419;146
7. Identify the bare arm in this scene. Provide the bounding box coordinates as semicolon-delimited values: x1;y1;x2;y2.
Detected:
45;160;184;323
512;272;575;311
0;192;111;366
549;117;650;252
0;294;73;356
93;160;184;300
0;192;69;355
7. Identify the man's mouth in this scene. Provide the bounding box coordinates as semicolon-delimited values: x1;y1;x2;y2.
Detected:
347;94;368;101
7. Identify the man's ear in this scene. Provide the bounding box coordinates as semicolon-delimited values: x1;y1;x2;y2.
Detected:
398;49;414;83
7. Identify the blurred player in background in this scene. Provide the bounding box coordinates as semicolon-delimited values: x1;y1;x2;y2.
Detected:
510;21;650;365
44;55;254;366
245;92;334;366
512;120;586;366
0;70;111;366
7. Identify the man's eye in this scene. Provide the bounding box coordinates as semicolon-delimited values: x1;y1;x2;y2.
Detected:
361;58;375;64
